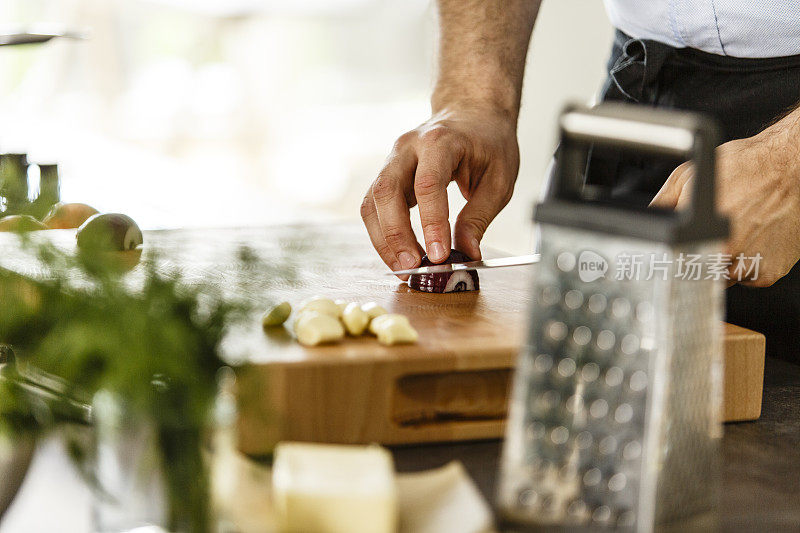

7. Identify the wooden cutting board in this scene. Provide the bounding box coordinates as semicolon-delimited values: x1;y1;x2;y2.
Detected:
202;223;763;453
0;223;766;454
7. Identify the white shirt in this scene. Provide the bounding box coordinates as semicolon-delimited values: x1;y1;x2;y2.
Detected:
604;0;800;58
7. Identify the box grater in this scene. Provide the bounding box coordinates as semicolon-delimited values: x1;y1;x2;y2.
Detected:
497;104;729;532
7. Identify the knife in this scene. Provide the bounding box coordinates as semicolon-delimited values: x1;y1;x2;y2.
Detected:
0;29;87;46
389;253;540;276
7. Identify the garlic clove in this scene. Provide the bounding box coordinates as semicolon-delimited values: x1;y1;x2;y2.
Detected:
334;299;350;315
361;302;387;321
262;301;292;327
295;311;345;346
368;313;411;335
298;297;341;318
376;320;419;346
292;311;315;333
342;302;369;336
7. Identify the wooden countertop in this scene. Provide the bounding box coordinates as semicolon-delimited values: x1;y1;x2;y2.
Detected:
0;223;529;366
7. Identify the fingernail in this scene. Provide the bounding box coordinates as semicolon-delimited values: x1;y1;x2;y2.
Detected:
398;251;417;269
429;241;446;262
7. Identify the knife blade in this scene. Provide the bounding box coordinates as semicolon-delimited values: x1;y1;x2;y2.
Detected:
0;30;86;46
389;253;540;276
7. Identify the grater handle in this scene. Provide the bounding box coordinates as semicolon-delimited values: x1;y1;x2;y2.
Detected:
540;103;728;242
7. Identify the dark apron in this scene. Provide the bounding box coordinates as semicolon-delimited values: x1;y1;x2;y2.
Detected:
593;30;800;360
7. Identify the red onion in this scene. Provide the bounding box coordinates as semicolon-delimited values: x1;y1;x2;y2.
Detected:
408;249;479;293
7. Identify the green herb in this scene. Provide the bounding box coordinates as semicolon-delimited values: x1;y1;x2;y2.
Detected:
0;237;261;532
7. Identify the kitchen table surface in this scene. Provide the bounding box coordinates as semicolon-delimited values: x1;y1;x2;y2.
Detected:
0;223;796;531
395;354;800;532
1;356;797;532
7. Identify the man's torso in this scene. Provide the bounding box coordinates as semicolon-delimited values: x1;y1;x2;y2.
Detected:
604;0;800;58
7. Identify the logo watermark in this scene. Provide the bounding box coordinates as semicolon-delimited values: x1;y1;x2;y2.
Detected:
570;251;762;282
578;250;608;282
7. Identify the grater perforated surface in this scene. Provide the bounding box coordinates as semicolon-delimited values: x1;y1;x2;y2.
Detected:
498;225;723;531
652;271;723;526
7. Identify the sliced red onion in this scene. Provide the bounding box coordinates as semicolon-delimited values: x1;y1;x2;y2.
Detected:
408;249;479;293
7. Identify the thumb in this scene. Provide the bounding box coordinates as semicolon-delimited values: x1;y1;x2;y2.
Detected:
454;176;513;260
650;161;693;209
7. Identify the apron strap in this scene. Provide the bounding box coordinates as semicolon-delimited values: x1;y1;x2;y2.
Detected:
607;37;674;103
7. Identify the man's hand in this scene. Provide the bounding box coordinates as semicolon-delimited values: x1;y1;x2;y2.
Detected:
651;121;800;287
361;0;540;275
361;107;519;275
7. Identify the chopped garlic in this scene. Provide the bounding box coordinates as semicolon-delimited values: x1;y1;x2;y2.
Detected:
368;313;410;335
376;320;418;346
294;311;345;346
342;302;369;336
262;301;292;327
361;302;387;320
298;297;342;318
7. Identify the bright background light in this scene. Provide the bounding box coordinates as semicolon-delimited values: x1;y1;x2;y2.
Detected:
0;0;612;255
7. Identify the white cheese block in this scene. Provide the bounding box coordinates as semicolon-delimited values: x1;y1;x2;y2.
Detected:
272;442;398;533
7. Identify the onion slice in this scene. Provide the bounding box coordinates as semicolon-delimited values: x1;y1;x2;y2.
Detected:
408;249;479;293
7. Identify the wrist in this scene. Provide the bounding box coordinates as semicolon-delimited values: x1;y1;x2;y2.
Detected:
759;109;800;181
431;83;520;125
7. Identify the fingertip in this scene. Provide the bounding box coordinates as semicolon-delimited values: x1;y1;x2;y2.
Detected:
427;241;448;263
397;251;418;270
394;252;416;282
649;193;672;209
468;237;482;260
454;228;482;260
389;261;409;282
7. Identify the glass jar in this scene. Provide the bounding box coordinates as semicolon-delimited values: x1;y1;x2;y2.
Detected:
91;389;220;533
92;390;169;532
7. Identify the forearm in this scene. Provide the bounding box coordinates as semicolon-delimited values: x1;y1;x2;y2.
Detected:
432;0;541;119
763;104;800;179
